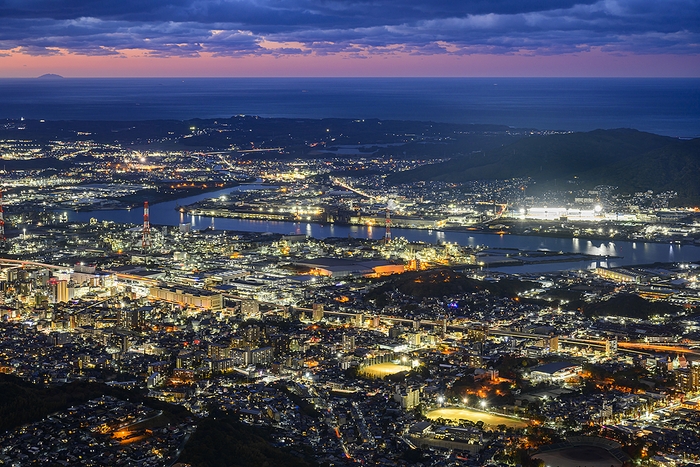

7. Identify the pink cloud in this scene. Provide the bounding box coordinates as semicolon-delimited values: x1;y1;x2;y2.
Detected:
0;47;698;77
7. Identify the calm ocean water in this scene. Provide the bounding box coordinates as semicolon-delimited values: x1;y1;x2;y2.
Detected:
0;78;698;137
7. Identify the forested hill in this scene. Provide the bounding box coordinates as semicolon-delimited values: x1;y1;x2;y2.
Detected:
389;129;700;204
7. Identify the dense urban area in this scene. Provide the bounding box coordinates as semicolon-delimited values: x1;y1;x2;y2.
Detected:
1;117;700;467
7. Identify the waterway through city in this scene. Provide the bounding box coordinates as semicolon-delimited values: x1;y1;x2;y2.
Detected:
66;185;700;274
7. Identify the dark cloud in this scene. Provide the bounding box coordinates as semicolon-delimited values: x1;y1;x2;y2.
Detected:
0;0;697;57
15;45;61;55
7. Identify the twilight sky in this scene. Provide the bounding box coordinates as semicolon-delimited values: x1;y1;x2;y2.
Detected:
0;0;698;77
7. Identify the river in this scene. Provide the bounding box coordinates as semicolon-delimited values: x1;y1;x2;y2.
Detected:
66;185;700;274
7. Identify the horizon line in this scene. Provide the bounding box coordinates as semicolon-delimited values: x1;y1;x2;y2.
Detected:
3;75;700;79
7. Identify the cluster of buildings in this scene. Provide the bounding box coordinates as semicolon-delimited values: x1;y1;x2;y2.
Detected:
4;128;699;247
3;124;700;465
0;396;191;466
1;229;700;465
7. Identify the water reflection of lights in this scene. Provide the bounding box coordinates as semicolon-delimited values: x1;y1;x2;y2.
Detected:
584;242;619;257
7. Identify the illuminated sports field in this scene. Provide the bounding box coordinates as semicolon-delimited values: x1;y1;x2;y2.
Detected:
360;363;412;377
426;408;528;428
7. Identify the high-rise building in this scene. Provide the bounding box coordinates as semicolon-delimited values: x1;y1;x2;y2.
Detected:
55;280;69;304
118;307;146;330
549;336;559;352
691;362;700;392
677;368;693;393
393;385;420;409
243;324;263;346
208;343;231;360
606;337;618;357
241;299;261;319
48;278;69;304
248;346;274;366
407;332;422;347
312;303;324;322
270;335;290;358
342;335;356;352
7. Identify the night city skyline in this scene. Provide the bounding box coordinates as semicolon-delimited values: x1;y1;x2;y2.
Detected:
1;2;700;467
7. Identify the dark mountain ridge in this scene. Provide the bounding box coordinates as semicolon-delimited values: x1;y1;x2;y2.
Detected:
388;129;700;203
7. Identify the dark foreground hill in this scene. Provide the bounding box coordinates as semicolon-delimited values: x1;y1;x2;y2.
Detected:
581;293;682;320
178;412;313;467
389;129;700;204
367;269;539;300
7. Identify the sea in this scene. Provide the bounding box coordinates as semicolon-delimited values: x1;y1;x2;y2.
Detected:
0;77;698;137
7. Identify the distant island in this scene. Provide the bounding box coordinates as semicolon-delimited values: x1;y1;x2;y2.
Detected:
37;73;64;79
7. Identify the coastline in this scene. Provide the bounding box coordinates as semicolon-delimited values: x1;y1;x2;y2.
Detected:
176;205;696;247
